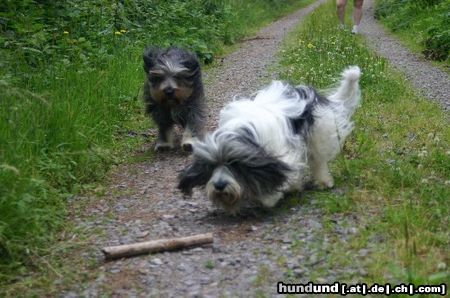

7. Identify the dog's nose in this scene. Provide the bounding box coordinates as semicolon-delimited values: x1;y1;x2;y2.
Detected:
163;87;175;96
214;180;228;191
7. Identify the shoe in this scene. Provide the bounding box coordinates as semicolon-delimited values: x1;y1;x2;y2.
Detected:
351;25;360;34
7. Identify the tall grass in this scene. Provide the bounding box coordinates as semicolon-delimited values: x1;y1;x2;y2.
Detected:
280;0;449;284
0;0;314;284
375;0;449;64
0;46;145;275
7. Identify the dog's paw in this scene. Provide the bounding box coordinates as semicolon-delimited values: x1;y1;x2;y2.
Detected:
181;142;193;152
154;142;174;152
314;177;334;190
259;192;283;208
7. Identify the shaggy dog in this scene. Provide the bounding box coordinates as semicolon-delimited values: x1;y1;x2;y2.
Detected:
143;47;206;151
178;66;361;214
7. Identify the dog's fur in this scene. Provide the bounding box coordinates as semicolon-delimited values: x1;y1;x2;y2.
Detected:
143;47;206;151
178;66;361;214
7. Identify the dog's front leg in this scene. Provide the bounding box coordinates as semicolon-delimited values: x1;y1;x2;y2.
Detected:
181;107;206;152
310;156;334;189
259;192;283;208
181;128;195;152
155;123;175;151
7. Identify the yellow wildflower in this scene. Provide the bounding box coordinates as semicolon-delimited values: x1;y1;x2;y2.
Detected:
120;29;127;33
307;43;314;49
114;31;122;35
63;31;69;35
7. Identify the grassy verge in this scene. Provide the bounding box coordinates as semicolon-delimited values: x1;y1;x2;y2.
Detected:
374;0;449;72
0;0;314;294
279;0;449;286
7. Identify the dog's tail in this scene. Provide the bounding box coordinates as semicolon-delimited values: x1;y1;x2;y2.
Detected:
327;66;361;116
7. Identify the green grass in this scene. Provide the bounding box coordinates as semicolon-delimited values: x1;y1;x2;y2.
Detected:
374;0;449;71
0;45;148;278
279;0;449;286
0;0;315;293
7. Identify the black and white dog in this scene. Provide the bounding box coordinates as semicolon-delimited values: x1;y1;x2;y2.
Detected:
178;66;361;214
143;47;206;151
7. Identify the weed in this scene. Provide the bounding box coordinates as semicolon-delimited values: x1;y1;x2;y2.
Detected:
204;259;215;269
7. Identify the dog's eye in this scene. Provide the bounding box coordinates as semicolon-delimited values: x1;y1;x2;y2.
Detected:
149;75;163;83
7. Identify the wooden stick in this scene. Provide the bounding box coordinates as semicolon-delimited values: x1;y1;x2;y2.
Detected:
102;232;213;260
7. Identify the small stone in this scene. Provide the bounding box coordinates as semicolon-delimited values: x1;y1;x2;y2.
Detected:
249;225;258;232
349;227;358;234
309;255;319;265
437;262;446;270
151;258;163;266
162;214;175;219
184;279;196;286
110;268;121;274
358;249;369;257
138;231;149;238
185;201;199;207
220;261;228;267
293;268;306;277
282;238;292;244
308;219;322;230
316;277;327;283
359;268;368;276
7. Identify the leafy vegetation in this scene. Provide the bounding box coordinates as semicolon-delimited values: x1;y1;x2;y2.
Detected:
280;0;449;284
375;0;450;64
0;0;312;284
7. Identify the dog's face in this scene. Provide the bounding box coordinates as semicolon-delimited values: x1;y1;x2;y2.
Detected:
206;165;242;214
178;131;291;214
143;47;200;106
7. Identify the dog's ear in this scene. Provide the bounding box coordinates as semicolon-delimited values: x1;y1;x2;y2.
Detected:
178;159;213;195
143;47;159;72
182;57;200;71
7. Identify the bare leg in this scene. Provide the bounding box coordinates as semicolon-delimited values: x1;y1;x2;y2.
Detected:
336;0;347;25
353;0;364;25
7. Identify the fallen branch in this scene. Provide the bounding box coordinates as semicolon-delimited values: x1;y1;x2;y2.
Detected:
102;232;214;260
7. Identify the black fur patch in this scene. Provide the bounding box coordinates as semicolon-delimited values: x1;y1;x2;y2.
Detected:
178;158;214;194
143;47;160;73
289;87;328;135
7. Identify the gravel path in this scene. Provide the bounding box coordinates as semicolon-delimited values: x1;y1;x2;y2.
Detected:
62;1;447;297
360;0;450;111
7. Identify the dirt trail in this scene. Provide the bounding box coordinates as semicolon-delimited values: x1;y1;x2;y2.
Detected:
361;0;449;111
62;0;447;297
